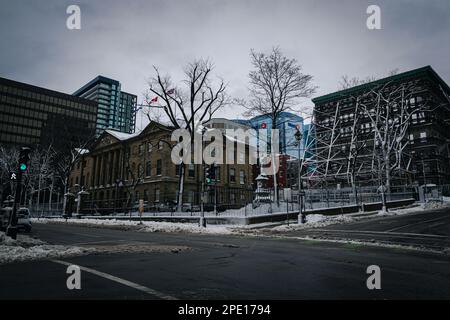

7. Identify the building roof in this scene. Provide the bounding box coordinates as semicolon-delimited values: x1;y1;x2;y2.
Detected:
73;75;120;96
0;76;97;106
104;129;140;141
312;66;450;105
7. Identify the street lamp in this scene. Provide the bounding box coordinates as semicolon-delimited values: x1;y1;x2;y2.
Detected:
294;129;306;224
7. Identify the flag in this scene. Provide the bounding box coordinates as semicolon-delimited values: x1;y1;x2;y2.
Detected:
166;88;175;95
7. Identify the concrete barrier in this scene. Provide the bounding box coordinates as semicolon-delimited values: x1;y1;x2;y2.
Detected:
361;198;415;212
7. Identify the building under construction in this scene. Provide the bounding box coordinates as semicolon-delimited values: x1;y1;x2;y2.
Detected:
305;66;450;189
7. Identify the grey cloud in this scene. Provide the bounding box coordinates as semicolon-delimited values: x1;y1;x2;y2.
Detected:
1;0;449;125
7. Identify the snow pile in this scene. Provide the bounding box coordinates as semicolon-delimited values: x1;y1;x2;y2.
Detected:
422;200;449;210
0;232;45;247
376;201;450;217
272;214;356;231
32;218;235;235
0;231;95;265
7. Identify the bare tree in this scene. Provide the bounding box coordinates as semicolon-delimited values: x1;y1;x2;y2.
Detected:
0;145;19;203
359;80;432;211
339;69;400;90
53;136;94;214
146;59;228;211
339;75;377;90
22;145;55;212
242;46;316;204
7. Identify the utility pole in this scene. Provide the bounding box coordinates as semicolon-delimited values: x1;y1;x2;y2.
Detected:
295;129;306;224
422;159;427;203
6;147;31;240
199;127;207;227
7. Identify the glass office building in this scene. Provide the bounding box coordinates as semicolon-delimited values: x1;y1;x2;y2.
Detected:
73;76;137;135
0;76;97;150
233;111;306;158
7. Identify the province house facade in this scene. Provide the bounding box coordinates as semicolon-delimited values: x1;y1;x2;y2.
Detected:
69;122;254;214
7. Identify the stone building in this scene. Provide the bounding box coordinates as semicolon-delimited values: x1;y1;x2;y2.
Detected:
69;121;254;214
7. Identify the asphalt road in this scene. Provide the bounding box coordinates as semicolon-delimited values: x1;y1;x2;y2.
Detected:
1;214;450;300
267;207;450;250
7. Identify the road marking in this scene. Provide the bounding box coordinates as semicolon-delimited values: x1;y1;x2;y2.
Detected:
385;215;450;232
51;260;177;300
313;229;449;239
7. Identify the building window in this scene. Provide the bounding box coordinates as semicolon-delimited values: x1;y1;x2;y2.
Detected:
156;159;162;175
144;190;149;201
240;170;245;185
139;144;144;155
229;168;236;183
188;164;195;178
146;162;151;177
147;142;152;154
215;166;221;182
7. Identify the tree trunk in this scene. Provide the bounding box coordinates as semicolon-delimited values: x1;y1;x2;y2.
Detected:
385;154;391;202
49;178;54;212
37;173;42;213
176;164;185;212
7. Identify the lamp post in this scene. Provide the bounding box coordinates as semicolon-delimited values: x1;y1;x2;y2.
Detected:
294;129;306;224
200;126;207;228
114;179;124;214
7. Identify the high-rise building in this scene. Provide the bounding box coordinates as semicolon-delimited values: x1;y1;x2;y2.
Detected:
0;76;97;150
73;76;137;134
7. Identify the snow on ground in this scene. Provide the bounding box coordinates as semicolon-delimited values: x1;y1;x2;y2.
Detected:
272;214;356;231
0;231;94;265
377;200;450;217
31;201;449;236
272;201;448;232
0;231;191;265
32;218;236;235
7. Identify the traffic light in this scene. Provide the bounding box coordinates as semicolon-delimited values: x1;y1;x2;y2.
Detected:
18;147;31;173
205;166;212;185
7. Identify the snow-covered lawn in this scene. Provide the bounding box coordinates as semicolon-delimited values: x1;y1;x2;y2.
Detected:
32;218;236;235
0;232;94;265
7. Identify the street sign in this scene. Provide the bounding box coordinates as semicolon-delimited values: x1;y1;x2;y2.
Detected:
139;199;144;214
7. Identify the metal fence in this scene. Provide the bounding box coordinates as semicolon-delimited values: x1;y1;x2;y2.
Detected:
53;185;419;218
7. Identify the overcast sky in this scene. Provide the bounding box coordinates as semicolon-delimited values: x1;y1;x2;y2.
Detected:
1;0;449;129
